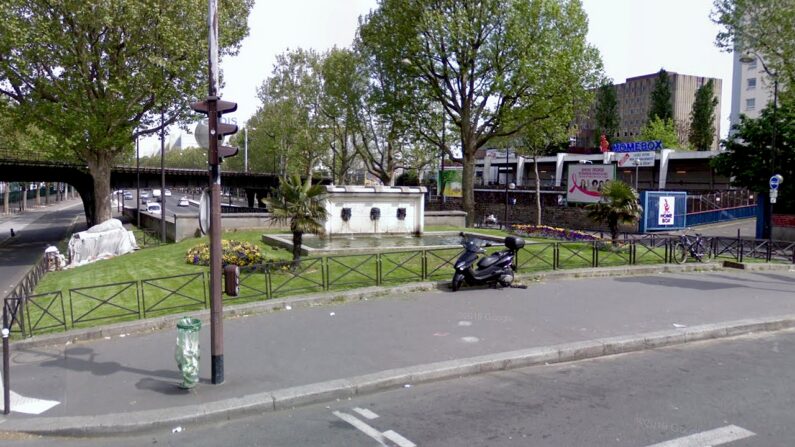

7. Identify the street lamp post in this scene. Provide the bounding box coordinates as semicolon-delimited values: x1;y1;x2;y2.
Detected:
739;51;778;239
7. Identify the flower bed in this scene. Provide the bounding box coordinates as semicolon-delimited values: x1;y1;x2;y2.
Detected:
512;224;598;242
186;240;264;267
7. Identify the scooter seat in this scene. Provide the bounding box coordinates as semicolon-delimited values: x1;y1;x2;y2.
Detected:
477;252;506;269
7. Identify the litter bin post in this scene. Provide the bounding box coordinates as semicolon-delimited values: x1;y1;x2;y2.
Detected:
175;317;202;389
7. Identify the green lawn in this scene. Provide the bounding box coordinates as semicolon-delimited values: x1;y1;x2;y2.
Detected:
22;227;670;337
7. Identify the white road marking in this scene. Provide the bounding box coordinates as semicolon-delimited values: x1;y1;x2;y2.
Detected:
461;336;479;343
644;424;755;447
0;372;60;415
333;411;387;445
383;430;417;447
353;407;380;420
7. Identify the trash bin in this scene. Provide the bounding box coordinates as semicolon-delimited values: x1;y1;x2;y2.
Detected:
175;317;202;389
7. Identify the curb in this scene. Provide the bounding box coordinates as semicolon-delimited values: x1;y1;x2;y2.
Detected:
11;262;793;350
5;315;795;436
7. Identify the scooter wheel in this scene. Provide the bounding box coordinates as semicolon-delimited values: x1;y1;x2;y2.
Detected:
451;272;465;292
499;272;514;287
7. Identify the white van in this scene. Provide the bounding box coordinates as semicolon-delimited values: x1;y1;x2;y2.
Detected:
146;203;162;215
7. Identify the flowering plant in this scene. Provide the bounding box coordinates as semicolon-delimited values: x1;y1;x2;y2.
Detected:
512;224;598;242
185;240;264;267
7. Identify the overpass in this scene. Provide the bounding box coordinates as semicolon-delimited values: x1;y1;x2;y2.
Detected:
0;157;280;226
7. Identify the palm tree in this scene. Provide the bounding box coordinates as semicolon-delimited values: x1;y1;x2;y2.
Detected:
265;175;328;265
586;180;642;245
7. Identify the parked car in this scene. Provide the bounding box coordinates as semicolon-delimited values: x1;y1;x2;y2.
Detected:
146;203;162;215
123;191;133;200
178;196;190;207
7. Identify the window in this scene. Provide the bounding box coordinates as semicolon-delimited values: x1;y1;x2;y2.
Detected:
745;98;756;111
747;78;756;90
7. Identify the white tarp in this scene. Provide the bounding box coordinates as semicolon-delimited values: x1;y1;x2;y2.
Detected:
67;218;138;267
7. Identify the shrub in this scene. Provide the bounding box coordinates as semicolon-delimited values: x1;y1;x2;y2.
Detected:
186;240;264;267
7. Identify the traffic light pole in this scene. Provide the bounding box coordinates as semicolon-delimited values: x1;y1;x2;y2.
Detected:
208;0;224;385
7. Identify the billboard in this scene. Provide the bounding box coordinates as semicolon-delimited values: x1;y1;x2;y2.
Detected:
657;196;676;225
639;191;687;232
616;151;655;168
567;164;615;203
438;168;463;198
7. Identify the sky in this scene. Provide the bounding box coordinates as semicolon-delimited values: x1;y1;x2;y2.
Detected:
142;0;733;155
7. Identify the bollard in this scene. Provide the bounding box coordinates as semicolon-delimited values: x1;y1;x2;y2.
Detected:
3;327;9;414
175;317;202;389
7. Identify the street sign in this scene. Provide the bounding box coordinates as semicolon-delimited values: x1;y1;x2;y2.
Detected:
616;151;655;167
199;189;210;235
769;174;783;190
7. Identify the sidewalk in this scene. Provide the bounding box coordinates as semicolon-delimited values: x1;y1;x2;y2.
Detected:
2;265;795;435
0;198;84;247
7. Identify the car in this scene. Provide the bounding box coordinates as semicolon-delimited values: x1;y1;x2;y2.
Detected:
152;189;162;200
146;203;162;214
164;189;172;197
123;191;133;200
178;196;190;207
140;190;151;199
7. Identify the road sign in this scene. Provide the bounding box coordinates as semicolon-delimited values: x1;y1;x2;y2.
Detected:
769;174;783;190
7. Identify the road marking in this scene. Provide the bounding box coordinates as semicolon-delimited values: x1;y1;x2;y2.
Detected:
333;410;417;447
353;407;380;420
644;425;755;447
0;372;60;415
383;430;417;447
333;411;387;445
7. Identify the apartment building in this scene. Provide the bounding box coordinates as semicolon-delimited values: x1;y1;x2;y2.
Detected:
576;71;722;150
729;50;776;132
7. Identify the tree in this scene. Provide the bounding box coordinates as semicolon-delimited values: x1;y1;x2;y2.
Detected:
648;69;674;123
689;80;719;150
640;117;682;149
586;180;642;245
264;175;328;264
712;97;795;213
358;0;603;226
594;82;620;145
713;0;794;95
0;0;252;225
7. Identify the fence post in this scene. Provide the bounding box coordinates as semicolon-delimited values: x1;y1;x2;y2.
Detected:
592;240;598;267
376;254;382;287
766;242;772;263
421;250;427;280
553;243;559;270
630;241;636;265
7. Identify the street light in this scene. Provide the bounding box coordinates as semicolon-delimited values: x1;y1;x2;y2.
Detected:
739;50;778;239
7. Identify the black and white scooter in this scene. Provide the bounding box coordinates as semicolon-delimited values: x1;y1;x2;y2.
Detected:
451;235;526;291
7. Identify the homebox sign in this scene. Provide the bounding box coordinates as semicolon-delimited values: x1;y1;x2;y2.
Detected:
658;196;675;225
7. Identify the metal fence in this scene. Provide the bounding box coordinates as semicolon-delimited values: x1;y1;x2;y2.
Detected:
6;235;795;337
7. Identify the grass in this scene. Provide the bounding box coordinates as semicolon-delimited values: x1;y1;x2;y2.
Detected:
22;226;673;337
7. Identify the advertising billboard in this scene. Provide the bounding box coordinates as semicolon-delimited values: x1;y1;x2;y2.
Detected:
438;168;463;198
616;151;655;168
566;164;615;203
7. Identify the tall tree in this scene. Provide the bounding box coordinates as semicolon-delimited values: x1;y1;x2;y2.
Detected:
0;0;252;225
688;80;719;151
358;0;603;226
594;82;620;145
640;117;682;149
712;97;794;212
713;0;794;95
648;69;674;123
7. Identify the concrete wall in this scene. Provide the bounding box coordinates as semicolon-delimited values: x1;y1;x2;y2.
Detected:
323;185;427;235
425;210;467;227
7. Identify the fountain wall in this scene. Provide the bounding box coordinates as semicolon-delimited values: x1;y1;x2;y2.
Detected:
323;185;427;235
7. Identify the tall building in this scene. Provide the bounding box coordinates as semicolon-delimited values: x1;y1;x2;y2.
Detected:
576;71;722;150
729;50;776;133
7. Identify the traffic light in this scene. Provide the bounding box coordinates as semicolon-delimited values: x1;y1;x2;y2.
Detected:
190;96;239;164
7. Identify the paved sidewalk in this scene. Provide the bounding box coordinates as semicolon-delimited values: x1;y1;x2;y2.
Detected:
0;198;83;247
1;266;795;435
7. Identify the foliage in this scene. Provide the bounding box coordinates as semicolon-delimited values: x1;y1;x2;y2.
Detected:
265;175;328;262
513;224;597;241
357;0;603;226
712;0;794;96
395;170;420;186
712;97;795;212
186;240;263;267
586;180;642;244
689;80;719;151
648;69;674;123
594;82;620;145
0;0;252;225
640;117;683;150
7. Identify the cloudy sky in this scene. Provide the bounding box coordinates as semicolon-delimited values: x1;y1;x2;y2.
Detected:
143;0;732;154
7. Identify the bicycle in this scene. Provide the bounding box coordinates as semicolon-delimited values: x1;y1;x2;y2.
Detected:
672;233;713;264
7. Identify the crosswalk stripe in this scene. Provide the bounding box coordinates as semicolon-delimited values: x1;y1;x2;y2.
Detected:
644;424;755;447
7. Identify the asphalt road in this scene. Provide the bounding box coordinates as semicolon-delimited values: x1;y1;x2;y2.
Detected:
0;202;85;297
6;330;794;446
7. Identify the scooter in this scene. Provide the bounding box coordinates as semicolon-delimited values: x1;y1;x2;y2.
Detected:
451;234;526;291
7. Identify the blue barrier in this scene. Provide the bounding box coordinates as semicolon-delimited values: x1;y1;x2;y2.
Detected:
686;205;757;226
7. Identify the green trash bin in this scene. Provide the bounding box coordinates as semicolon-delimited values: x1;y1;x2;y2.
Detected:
175;317;202;389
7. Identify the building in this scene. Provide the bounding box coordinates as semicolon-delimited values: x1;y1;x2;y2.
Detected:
729;50;776;132
576;71;722;151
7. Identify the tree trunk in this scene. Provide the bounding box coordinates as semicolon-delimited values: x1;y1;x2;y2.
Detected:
86;151;115;224
22;183;27;211
45;182;50;205
461;141;477;227
35;184;40;206
534;156;542;226
291;230;303;269
2;183;8;214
